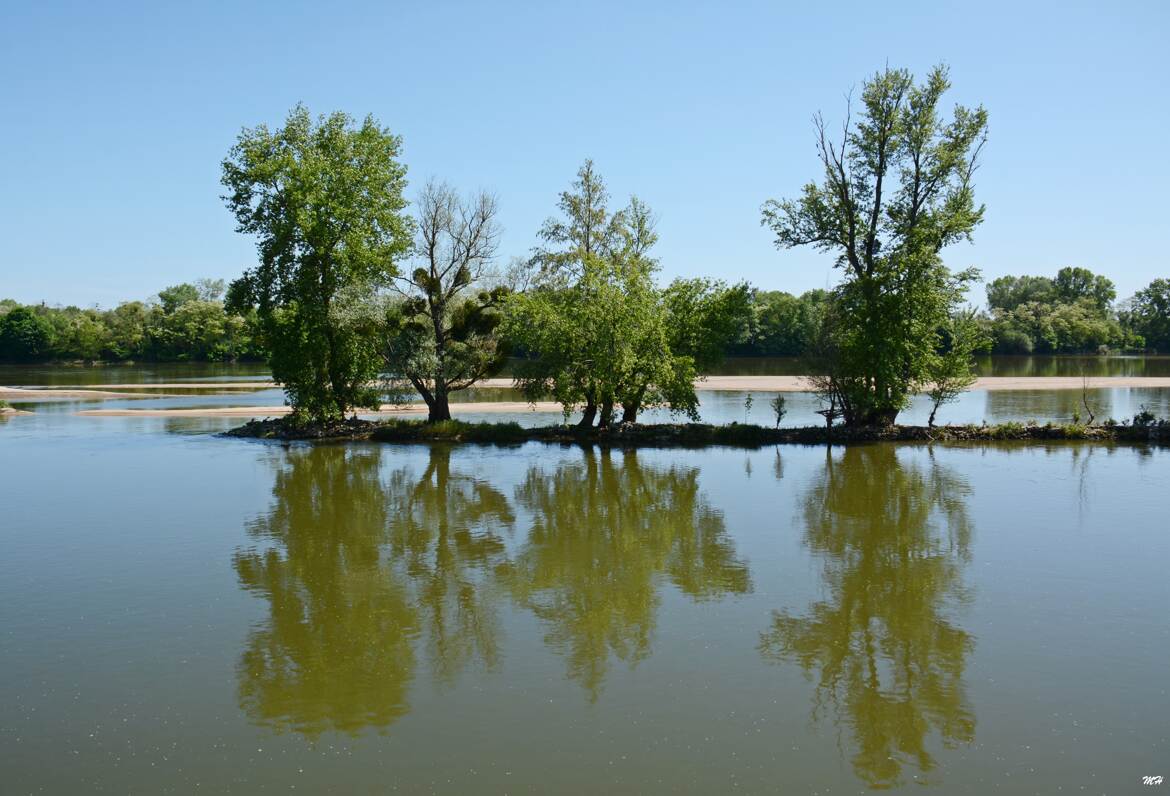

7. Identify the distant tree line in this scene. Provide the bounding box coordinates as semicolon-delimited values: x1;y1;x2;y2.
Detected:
6;269;1166;367
980;267;1167;353
0;278;263;362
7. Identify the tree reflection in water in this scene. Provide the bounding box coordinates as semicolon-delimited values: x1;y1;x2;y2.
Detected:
759;445;976;788
385;445;515;686
500;448;751;700
234;444;512;737
233;445;751;735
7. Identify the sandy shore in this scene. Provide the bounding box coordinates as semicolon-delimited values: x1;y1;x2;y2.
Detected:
690;375;1170;392
74;401;567;418
1;406;34;416
8;375;1170;408
0;382;280;390
0;386;190;400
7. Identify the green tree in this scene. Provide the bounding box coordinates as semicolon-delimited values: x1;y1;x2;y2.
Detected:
1053;266;1115;311
222;104;412;422
157;283;200;314
762;65;987;425
925;311;987;427
1124;278;1170;351
985;274;1055;311
661;278;752;372
105;301;150;359
0;306;54;361
744;289;829;355
505;161;698;427
381;182;508;422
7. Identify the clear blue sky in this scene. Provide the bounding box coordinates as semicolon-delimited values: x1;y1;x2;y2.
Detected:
2;0;1167;308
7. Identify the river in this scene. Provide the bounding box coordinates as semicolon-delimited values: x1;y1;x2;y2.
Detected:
1;361;1167;792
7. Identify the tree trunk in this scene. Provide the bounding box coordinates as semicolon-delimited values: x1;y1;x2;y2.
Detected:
577;399;597;428
621;402;638;424
598;400;614;429
428;390;452;422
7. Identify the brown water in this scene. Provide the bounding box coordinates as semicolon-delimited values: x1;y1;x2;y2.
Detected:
0;407;1166;792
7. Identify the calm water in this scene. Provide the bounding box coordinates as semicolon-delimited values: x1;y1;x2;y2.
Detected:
1;404;1167;793
5;359;1170;429
4;354;1170;386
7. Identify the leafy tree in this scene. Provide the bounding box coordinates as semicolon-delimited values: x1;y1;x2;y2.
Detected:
222;105;412;421
0;306;53;361
1053;266;1115;312
506;256;689;426
984;266;1128;353
741;289;830;355
381;182;508;421
661;278;753;373
925;311;987;427
105;301;150;359
762;65;988;425
985;275;1055;311
157;283;200;314
1122;278;1170;351
505;161;699;427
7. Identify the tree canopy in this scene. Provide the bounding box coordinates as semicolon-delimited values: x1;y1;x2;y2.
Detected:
222;104;412;421
762;65;987;425
381;182;509;421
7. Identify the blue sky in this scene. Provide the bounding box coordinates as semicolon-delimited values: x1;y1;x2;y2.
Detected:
2;0;1167;308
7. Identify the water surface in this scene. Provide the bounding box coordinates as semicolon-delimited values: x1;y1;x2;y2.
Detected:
1;410;1166;793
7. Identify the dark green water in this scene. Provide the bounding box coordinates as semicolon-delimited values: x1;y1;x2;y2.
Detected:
1;407;1167;792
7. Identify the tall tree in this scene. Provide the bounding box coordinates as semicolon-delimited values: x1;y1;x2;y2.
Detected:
1052;266;1116;312
762;65;988;425
382;182;508;422
222;104;412;422
0;306;53;361
505;161;697;427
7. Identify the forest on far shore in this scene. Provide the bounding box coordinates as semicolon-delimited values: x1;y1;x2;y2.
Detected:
2;266;1168;364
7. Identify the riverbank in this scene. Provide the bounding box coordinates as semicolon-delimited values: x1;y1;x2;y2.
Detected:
225;417;1170;447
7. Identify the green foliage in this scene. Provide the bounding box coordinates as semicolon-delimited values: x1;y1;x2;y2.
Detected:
762;65;988;425
381;183;508;422
0;306;53;361
157;283;200;314
986;274;1056;311
504;161;699;427
222;104;412;421
661;278;752;371
769;394;787;428
925;311;988;427
0;284;263;363
985;266;1136;354
737;289;829;356
1053;266;1115;311
1123;278;1170;351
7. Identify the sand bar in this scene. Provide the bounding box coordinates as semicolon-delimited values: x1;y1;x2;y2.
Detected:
75;401;567;418
9;375;1170;405
0;386;190;400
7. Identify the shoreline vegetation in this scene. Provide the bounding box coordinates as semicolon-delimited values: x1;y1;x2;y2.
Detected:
225;416;1170;447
